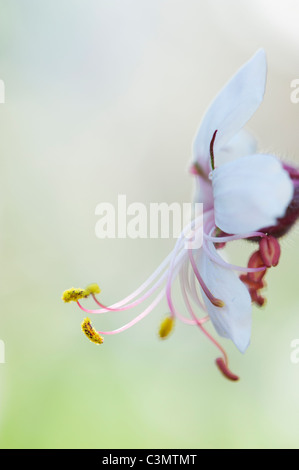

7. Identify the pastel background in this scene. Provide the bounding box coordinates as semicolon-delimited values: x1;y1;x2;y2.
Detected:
0;0;299;449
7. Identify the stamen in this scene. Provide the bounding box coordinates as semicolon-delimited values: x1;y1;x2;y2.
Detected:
91;294;119;311
81;318;104;344
77;247;189;338
183;257;207;313
204;230;267;244
62;287;88;303
189;249;225;308
165;259;203;326
78;273;168;314
259;236;281;267
159;316;175;339
165;214;203;319
77;248;187;317
80;237;193;316
85;283;101;295
88;267;170;313
179;270;238;381
88;250;174;313
215;358;239;382
96;290;165;336
179;266;209;326
203;239;267;275
168;261;195;325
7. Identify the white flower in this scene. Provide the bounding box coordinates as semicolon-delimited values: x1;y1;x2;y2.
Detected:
63;49;297;382
190;49;293;357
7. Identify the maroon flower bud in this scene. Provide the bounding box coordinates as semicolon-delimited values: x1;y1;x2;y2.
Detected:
259;236;281;267
247;251;267;283
250;288;266;307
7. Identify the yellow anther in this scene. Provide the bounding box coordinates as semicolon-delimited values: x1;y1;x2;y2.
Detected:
212;298;225;308
159;316;175;339
81;318;104;345
62;287;88;303
85;283;101;295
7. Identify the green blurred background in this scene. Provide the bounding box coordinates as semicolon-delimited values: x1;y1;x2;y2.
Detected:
0;0;299;449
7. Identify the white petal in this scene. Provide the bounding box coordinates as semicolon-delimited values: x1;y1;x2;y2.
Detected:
193;176;214;209
194;130;257;207
212;154;294;234
215;129;257;166
197;250;252;353
193;49;267;172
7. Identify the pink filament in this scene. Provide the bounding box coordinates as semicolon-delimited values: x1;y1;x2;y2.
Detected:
179;267;228;365
95;290;165;335
77;268;170;314
203;237;266;274
179;263;208;325
182;256;206;312
92;250;174;312
204;230;267;243
188;249;224;307
75;203;264;369
88;246;189;335
165;213;204;319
